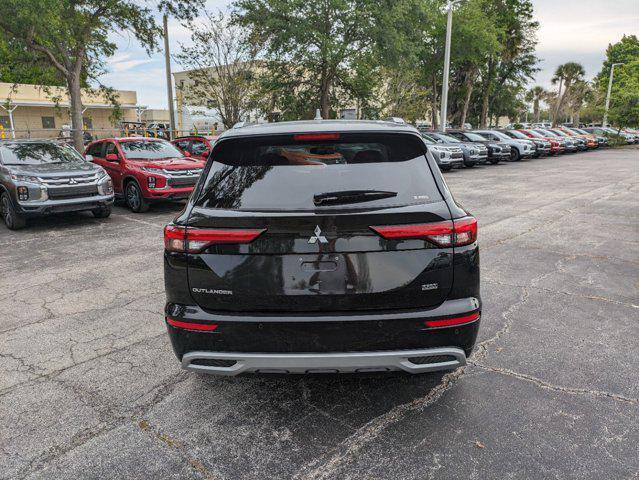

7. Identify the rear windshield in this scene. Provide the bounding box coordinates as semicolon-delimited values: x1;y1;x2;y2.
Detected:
195;133;442;211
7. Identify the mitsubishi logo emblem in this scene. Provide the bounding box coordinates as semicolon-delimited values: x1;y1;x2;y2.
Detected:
68;178;77;184
308;225;328;244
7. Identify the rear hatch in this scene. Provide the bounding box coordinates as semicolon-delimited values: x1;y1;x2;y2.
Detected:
185;132;454;313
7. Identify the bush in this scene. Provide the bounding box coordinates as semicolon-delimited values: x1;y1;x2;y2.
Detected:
604;133;629;147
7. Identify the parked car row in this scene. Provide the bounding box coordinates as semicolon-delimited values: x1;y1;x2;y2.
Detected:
419;126;615;171
1;121;635;230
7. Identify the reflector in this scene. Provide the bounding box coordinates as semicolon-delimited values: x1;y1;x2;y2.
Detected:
166;317;219;331
424;311;480;328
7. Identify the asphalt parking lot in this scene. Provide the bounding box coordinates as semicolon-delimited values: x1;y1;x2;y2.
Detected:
1;146;638;480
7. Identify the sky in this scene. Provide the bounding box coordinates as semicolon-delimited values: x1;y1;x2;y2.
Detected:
99;0;639;109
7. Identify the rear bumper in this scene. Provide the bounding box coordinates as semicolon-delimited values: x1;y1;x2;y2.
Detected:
165;297;481;374
182;347;467;375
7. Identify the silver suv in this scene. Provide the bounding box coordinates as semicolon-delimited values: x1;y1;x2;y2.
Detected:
0;140;114;230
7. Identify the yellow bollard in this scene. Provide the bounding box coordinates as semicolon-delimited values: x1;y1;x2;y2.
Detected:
194;126;198;135
125;126;129;137
0;125;4;139
154;128;158;138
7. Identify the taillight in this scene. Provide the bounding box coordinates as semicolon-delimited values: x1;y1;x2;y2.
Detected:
424;311;480;328
452;217;478;246
370;216;477;247
166;317;219;331
163;225;266;253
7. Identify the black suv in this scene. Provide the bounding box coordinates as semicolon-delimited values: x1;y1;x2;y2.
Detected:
0;140;114;230
163;121;480;375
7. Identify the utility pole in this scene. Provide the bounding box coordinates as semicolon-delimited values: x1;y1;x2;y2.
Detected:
163;15;176;140
603;62;623;127
439;1;456;132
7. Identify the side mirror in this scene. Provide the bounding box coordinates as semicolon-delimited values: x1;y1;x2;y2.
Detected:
183;151;191;157
105;153;119;162
85;155;93;162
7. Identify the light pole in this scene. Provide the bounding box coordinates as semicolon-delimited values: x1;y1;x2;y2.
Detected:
603;62;623;127
163;15;177;140
439;1;458;132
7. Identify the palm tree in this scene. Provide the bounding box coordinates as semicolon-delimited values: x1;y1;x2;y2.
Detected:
551;62;586;126
525;86;546;123
567;80;592;126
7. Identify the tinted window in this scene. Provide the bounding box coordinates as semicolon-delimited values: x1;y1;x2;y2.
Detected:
191;140;209;155
0;142;83;165
105;142;117;155
87;142;103;156
174;140;191;151
196;133;442;211
120;140;183;160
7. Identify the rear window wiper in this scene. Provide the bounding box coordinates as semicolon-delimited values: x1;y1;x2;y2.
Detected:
313;189;398;206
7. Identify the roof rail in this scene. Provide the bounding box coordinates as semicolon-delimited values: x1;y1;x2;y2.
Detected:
383;117;407;124
231;121;257;129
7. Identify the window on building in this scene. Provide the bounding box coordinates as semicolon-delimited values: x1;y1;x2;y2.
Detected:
41;117;56;129
0;117;10;129
83;117;93;129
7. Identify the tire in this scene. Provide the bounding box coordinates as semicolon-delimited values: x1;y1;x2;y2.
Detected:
440;164;452;172
125;181;149;213
490;157;500;165
1;192;27;230
92;205;112;218
464;160;476;168
509;149;521;162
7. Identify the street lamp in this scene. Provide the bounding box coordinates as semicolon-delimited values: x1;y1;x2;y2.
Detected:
603;62;624;127
439;0;460;132
163;15;177;140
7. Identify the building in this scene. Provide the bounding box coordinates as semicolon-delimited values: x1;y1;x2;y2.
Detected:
0;82;141;139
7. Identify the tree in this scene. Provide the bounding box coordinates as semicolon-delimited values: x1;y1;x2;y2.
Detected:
0;37;64;86
176;11;258;129
233;0;378;119
593;35;639;125
525;86;546;123
551;62;585;126
474;0;539;128
565;80;591;126
595;35;639;93
0;0;202;151
606;60;639;129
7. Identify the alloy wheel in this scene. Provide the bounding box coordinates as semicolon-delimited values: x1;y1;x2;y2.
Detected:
126;183;141;211
1;195;13;228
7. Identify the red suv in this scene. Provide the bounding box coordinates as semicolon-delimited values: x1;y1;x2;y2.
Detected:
85;137;206;212
172;135;218;161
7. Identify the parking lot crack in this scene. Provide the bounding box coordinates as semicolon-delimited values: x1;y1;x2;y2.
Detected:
469;361;639;405
473;286;530;360
291;367;467;480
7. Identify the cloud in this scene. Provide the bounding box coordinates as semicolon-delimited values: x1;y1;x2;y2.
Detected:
110;59;155;73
